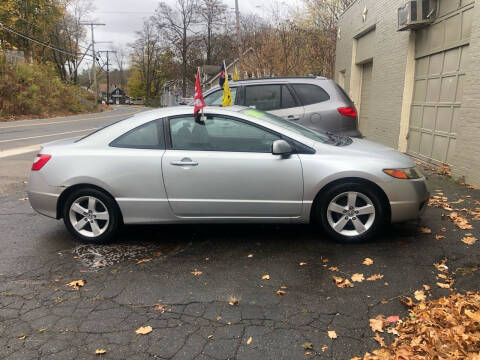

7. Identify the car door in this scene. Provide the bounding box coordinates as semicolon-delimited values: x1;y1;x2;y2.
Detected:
243;84;305;123
161;114;304;218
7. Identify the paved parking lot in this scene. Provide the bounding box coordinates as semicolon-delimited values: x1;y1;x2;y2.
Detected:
1;159;479;359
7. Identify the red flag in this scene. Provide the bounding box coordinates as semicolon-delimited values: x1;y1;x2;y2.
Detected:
193;70;206;118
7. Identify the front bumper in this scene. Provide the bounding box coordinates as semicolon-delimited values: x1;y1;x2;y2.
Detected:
388;177;430;223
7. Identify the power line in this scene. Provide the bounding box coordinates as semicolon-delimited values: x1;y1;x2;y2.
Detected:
0;21;92;58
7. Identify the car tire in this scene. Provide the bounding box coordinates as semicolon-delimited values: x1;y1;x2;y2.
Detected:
63;187;120;244
317;182;386;243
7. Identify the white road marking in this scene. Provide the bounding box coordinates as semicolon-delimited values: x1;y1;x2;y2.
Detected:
0;128;98;143
0;145;41;159
0;107;143;129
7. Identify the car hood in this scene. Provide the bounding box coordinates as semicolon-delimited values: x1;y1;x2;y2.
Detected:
314;137;415;168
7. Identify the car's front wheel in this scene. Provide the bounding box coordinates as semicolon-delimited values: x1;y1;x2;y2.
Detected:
317;182;386;243
63;188;120;244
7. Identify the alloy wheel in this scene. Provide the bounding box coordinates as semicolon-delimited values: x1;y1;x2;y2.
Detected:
69;196;110;238
326;191;375;237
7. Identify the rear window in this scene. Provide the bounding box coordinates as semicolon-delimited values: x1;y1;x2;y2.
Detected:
335;83;354;104
110;120;165;149
291;84;330;106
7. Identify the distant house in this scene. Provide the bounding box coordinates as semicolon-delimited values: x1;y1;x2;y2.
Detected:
109;86;127;105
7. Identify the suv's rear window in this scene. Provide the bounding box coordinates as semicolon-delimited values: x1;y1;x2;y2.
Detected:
291;84;330;106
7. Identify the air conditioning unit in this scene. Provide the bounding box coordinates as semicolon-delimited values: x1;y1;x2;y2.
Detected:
398;0;435;31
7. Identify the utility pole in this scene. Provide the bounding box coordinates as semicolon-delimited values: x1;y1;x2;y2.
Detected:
234;0;241;63
98;50;116;105
80;22;105;106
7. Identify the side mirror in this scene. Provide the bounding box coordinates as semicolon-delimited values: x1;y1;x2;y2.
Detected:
272;139;293;156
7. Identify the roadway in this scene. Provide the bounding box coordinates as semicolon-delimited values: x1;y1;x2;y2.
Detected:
0;105;147;158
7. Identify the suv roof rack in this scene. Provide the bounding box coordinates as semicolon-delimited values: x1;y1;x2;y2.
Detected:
232;76;328;82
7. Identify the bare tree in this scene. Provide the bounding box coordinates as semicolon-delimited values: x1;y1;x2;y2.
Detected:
153;0;199;97
198;0;227;64
129;19;163;101
113;46;128;90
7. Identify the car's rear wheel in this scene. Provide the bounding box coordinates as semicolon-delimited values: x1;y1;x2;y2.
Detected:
317;182;386;243
63;188;120;244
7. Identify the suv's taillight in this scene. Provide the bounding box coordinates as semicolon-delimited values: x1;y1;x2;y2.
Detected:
338;106;358;117
32;154;51;171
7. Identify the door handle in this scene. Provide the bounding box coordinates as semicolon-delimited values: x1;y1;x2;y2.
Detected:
287;115;300;121
170;158;198;166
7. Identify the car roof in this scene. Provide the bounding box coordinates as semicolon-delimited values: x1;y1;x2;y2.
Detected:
204;76;332;92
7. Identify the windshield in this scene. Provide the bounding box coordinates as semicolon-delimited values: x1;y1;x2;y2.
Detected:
240;109;330;143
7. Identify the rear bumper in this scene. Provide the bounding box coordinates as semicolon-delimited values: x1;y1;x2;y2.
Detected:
27;171;62;219
28;190;59;219
388;178;430;223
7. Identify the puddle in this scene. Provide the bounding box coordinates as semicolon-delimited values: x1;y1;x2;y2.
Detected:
72;240;190;270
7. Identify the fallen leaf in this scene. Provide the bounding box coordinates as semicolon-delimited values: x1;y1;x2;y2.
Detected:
154;305;165;312
95;349;107;355
135;326;152;335
38;328;46;333
449;212;473;230
363;258;374;266
423;284;431;291
328;266;339;272
321;345;328;352
332;276;354;288
191;269;202;276
435;234;446;240
419;226;432;234
302;342;313;349
299;262;307;266
322;258;329;263
401;296;414;307
136;258;152;264
228;296;239;305
327;330;337;339
261;274;270;280
374;333;386;347
414;290;426;302
385;315;399;323
207;334;213;339
66;280;84;290
18;334;27;340
247;254;253;258
462;236;477;245
276;290;286;296
366;274;384;281
246;336;252;344
465;309;480;322
369;317;384;333
351;273;364;283
436;282;451;289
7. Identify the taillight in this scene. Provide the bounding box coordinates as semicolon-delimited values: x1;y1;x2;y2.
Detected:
338;106;358;117
32;154;51;171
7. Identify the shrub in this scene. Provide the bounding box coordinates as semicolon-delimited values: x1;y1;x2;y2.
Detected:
0;56;97;120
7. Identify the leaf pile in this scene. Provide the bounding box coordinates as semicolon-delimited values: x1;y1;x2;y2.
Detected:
353;292;480;360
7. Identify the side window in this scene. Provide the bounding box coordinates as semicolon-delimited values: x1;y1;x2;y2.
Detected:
204;87;237;106
110;120;164;149
291;84;330;106
281;85;297;109
245;85;281;111
169;115;280;153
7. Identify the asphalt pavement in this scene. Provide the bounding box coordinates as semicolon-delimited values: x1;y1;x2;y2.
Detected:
0;110;479;359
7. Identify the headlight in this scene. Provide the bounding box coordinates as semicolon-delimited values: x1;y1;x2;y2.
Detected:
383;167;422;179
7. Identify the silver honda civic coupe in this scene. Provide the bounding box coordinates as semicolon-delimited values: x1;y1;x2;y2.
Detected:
27;106;429;244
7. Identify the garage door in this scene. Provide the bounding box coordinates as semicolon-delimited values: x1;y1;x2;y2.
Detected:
359;62;372;133
407;45;467;164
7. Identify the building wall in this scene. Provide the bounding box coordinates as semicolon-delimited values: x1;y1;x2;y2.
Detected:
335;0;412;148
452;0;480;184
